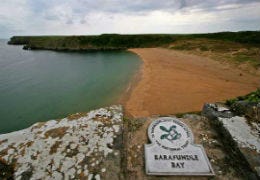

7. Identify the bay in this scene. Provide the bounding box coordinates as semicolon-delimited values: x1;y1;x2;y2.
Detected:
0;40;141;133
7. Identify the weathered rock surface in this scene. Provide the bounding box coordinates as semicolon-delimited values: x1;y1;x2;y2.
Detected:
0;105;123;180
231;101;260;123
202;103;260;179
202;103;234;120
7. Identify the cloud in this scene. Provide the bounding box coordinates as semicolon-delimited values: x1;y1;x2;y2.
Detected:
0;0;260;38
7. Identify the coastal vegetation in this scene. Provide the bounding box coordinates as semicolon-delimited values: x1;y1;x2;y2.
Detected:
8;31;260;50
8;34;175;51
226;89;260;106
178;31;260;45
225;89;260;124
8;31;260;68
170;38;260;68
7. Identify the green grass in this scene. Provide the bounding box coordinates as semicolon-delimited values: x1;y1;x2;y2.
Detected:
226;89;260;106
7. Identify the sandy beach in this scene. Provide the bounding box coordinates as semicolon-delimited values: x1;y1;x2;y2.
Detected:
123;48;260;117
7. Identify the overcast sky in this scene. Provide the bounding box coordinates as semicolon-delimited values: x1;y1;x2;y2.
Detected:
0;0;260;38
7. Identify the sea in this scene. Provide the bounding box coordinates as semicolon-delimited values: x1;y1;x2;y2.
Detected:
0;39;141;134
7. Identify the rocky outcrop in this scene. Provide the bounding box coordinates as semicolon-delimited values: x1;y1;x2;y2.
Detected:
202;103;260;179
0;105;123;180
230;101;260;123
201;103;234;119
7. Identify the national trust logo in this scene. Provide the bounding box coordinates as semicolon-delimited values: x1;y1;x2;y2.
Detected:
149;117;193;151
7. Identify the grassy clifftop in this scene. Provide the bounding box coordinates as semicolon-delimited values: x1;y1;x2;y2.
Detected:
8;34;175;51
181;31;260;45
8;31;260;51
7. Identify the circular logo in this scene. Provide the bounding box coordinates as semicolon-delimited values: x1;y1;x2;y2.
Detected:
148;117;193;151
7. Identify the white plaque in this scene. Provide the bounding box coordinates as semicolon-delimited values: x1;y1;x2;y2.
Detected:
145;117;214;176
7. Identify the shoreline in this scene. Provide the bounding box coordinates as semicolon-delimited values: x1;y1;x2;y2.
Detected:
119;49;151;117
118;50;144;117
122;48;260;118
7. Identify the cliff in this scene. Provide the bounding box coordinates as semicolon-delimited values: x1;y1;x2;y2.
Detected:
8;31;260;51
7;34;175;51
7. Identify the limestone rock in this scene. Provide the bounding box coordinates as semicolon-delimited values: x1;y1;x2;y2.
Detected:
231;101;260;122
202;103;234;120
0;105;123;180
202;103;260;179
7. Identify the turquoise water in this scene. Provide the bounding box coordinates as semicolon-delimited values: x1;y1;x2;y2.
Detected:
0;40;141;134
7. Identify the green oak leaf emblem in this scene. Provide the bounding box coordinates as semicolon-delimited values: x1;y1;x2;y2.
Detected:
160;125;181;143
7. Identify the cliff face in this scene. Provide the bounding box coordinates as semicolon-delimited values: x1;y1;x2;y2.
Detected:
7;34;175;51
8;36;31;45
0;105;123;179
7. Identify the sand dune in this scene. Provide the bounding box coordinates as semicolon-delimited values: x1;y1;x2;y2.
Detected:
123;48;260;117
